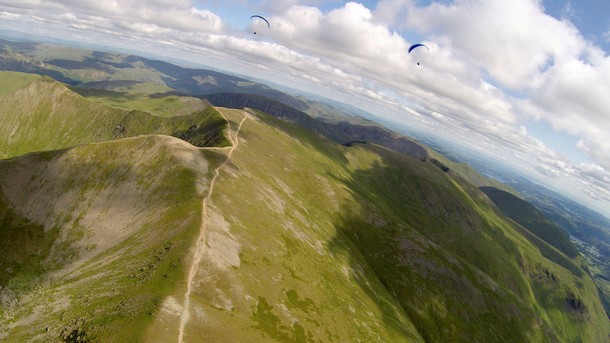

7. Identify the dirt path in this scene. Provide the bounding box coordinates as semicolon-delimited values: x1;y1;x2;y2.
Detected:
177;109;248;343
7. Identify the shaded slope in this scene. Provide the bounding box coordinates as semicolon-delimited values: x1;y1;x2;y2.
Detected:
0;135;215;341
0;75;230;159
481;186;580;259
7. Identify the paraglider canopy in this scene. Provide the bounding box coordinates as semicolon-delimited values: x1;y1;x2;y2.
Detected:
250;15;270;35
408;43;429;53
408;43;429;66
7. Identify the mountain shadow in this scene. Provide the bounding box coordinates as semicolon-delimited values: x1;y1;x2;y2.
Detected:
326;143;603;342
480;186;580;259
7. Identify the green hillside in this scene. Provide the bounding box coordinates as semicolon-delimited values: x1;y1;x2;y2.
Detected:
69;83;208;117
0;72;229;159
481;186;581;259
171;109;608;342
0;107;608;342
0;135;212;341
0;71;41;96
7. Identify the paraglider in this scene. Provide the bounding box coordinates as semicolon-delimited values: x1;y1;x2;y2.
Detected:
408;43;429;66
250;15;270;35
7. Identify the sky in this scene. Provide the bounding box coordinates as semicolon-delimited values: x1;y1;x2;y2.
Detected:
0;0;609;216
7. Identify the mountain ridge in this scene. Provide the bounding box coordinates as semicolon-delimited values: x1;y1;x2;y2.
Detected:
0;74;230;159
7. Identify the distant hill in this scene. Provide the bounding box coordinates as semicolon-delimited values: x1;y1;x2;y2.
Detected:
0;73;229;159
0;40;430;161
0;39;307;105
0;39;392;135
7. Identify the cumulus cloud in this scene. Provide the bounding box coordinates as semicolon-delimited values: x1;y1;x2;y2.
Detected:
369;0;609;206
0;0;224;33
264;2;517;128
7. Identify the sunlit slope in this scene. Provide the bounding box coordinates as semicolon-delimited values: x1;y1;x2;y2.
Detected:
178;109;608;342
0;71;41;96
0;73;229;159
70;83;209;117
0;135;216;341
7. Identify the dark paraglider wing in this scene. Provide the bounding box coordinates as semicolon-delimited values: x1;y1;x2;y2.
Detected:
408;43;430;66
408;43;429;53
250;15;270;28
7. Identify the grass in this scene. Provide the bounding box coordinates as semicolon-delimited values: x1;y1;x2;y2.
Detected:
70;86;204;117
0;71;41;96
0;76;229;160
481;186;580;259
190;109;608;343
0;135;207;341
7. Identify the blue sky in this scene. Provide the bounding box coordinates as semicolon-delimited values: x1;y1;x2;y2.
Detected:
543;0;610;52
0;0;609;216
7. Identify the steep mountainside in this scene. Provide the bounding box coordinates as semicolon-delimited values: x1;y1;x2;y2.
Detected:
0;135;212;341
481;186;580;259
168;109;608;342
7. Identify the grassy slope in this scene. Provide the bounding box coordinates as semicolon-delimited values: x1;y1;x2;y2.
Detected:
0;73;229;159
0;71;41;96
481;186;580;259
0;67;607;340
0;135;216;341
0;103;607;341
175;108;423;343
339;143;607;342
179;109;609;342
70;84;209;118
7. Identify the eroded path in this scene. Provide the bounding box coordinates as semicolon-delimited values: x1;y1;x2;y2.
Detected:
177;109;248;343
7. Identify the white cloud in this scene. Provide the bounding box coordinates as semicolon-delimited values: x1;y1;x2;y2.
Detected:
0;0;224;33
0;11;21;19
400;0;586;89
